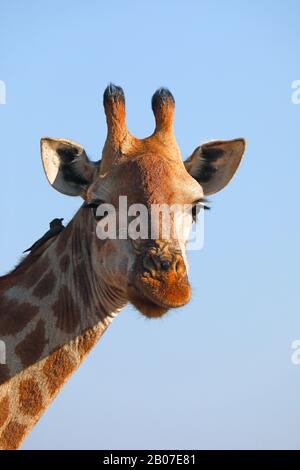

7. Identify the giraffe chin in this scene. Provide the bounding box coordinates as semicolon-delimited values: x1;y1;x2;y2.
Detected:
128;289;170;318
128;277;191;319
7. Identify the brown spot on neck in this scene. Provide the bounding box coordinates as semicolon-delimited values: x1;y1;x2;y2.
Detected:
19;379;43;417
55;219;74;257
32;269;56;299
0;396;9;429
43;348;76;397
59;254;70;273
52;286;80;334
0;249;51;292
0;365;10;386
19;255;50;289
0;297;39;335
74;261;93;310
15;319;47;368
0;420;27;450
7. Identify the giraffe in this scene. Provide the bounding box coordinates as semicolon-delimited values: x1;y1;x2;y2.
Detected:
0;85;245;449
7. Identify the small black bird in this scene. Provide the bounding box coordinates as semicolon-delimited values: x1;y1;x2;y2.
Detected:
23;218;65;254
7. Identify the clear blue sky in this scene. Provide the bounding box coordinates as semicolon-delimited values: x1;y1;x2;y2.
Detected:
1;0;300;450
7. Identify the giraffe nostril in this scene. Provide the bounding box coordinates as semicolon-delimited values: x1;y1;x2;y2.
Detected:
142;251;184;275
161;260;171;271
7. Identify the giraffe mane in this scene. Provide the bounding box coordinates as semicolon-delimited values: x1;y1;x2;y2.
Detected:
0;236;58;288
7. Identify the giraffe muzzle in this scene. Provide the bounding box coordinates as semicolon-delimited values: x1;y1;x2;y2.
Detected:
128;245;191;318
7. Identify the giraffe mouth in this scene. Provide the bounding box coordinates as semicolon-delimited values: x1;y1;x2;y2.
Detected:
127;244;191;318
128;284;170;318
128;276;191;319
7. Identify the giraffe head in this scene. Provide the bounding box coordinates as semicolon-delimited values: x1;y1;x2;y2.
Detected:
41;85;245;318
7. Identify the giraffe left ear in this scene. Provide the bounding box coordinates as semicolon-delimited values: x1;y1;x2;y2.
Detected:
41;137;100;197
184;138;246;195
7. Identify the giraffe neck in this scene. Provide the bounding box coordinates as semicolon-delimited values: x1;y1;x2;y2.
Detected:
0;207;127;449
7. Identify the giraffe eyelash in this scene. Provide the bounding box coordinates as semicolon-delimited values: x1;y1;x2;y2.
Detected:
83;199;109;221
192;198;211;222
83;199;105;209
196;197;211;210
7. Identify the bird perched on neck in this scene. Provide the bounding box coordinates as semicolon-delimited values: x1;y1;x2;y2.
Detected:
23;218;65;254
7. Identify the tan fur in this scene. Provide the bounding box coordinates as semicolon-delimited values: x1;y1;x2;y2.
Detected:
43;348;76;397
0;421;27;450
0;396;9;428
18;379;43;417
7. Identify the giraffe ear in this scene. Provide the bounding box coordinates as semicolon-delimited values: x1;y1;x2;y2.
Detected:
184;138;245;196
41;138;100;196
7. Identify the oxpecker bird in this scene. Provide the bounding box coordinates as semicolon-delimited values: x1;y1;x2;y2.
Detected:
23;218;65;253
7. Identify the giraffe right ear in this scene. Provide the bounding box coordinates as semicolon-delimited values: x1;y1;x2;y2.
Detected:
40;138;100;197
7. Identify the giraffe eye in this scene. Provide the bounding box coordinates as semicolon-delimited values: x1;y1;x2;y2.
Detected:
192;199;210;222
84;198;104;209
84;199;107;221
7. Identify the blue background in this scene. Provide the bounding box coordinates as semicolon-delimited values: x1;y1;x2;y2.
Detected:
1;0;300;449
